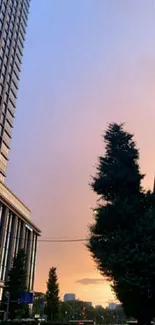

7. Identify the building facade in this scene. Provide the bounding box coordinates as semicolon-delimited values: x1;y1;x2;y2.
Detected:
108;302;117;310
0;182;41;299
0;0;41;299
0;0;30;182
64;293;76;302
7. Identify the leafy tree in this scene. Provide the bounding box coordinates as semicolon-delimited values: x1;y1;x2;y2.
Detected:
32;292;46;317
4;248;28;319
88;123;155;325
59;300;126;324
46;267;60;321
59;301;74;322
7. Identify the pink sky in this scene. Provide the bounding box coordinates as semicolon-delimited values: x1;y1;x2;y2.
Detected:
6;0;155;306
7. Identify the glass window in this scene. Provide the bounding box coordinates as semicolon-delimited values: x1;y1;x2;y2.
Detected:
15;219;21;255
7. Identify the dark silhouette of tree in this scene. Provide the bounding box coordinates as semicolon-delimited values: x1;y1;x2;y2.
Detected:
60;300;126;324
88;123;155;325
46;267;60;321
4;249;28;319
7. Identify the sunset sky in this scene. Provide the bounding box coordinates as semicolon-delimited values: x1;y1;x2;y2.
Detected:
5;0;155;306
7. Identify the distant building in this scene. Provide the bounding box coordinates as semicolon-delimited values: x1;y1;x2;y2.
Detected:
64;293;76;302
95;305;103;309
108;302;117;310
85;302;92;307
115;304;122;310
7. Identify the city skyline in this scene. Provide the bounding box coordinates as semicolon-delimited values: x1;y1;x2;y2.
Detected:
6;0;155;306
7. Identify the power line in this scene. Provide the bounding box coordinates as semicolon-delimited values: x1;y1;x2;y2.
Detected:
6;236;88;243
38;238;87;243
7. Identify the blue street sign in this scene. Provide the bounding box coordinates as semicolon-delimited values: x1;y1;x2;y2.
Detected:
19;292;33;304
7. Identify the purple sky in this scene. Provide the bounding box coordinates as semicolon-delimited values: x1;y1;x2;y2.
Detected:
6;0;155;305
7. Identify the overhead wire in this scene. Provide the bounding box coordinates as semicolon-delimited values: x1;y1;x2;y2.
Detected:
38;238;87;243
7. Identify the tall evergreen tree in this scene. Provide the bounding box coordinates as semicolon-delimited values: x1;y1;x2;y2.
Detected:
88;123;155;325
46;267;60;321
4;248;28;319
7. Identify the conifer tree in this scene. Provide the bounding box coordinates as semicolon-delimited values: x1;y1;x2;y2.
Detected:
88;123;155;325
46;267;60;321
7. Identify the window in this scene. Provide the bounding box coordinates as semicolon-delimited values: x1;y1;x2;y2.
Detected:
0;153;7;167
29;234;37;290
4;120;12;137
2;102;7;114
10;81;17;98
2;212;12;281
3;131;11;148
0;113;5;125
2;64;7;75
0;173;5;183
3;55;8;65
1;142;9;157
0;210;9;279
15;219;21;256
0;125;2;135
0;84;3;96
6;109;14;126
0;19;3;32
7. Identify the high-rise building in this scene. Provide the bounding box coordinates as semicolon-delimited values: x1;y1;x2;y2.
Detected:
0;0;41;299
0;0;30;181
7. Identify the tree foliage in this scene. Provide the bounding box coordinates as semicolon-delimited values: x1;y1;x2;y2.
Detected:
59;300;126;324
88;123;155;325
4;249;28;319
46;267;60;321
32;292;46;317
